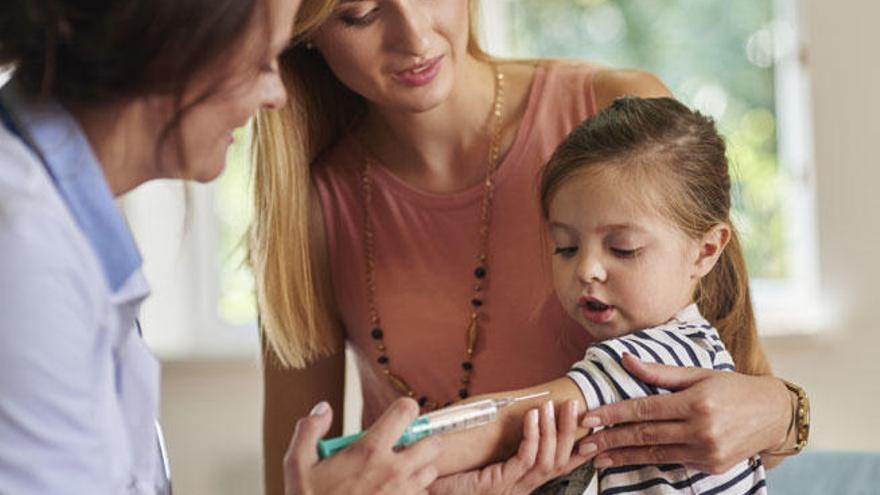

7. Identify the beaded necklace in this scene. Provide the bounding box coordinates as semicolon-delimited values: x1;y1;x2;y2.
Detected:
359;64;505;411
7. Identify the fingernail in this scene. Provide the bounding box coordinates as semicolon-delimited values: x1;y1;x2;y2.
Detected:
526;408;539;427
310;401;329;416
594;456;612;468
546;400;555;419
579;443;597;456
581;415;601;428
569;400;579;415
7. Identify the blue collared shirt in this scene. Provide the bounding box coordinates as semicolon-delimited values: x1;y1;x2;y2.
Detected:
0;79;166;493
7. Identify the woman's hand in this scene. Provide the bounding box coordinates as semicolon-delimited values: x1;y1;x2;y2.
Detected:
576;354;791;474
429;400;591;495
283;398;441;495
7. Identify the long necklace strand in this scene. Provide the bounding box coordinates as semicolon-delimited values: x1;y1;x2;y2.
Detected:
360;64;506;411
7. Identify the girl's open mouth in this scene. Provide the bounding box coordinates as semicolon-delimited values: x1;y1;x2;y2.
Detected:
579;297;615;324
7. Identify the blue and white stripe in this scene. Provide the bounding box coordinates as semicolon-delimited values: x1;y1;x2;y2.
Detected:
567;304;767;494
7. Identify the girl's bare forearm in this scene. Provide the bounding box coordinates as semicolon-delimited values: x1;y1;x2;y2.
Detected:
433;377;589;476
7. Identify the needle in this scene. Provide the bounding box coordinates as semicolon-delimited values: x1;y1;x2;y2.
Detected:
494;390;551;409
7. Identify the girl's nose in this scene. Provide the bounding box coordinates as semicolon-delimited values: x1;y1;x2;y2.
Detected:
577;251;607;285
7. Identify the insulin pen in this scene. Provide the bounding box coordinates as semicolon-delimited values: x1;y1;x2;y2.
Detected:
317;391;550;459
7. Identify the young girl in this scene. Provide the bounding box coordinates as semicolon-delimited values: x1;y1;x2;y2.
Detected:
539;96;768;493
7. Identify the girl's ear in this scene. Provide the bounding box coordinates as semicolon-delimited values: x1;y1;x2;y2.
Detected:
693;223;731;278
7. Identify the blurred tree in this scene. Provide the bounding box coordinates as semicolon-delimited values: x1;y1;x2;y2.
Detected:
509;0;787;278
215;125;256;325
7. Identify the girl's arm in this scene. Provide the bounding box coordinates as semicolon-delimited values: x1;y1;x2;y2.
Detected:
432;377;589;477
432;355;794;478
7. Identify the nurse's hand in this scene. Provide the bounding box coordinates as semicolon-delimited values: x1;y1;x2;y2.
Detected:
283;398;441;495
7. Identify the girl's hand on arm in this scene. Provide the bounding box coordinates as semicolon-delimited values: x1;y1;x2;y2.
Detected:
575;354;792;474
429;400;592;495
283;398;441;495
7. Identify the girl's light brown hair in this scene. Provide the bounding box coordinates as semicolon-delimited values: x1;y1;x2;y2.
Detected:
539;97;765;375
250;0;494;368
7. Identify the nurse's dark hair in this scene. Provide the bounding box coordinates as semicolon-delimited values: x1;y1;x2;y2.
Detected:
539;97;767;376
0;0;267;105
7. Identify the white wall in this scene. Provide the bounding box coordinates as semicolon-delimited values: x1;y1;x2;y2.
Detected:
158;1;880;493
761;0;880;450
160;359;264;495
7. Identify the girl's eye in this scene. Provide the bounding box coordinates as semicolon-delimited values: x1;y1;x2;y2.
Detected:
553;246;578;258
610;247;641;258
341;8;379;26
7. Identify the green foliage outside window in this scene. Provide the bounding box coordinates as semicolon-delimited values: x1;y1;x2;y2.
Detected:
508;0;788;279
216;125;256;325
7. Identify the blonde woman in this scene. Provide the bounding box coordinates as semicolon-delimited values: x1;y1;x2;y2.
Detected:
253;1;803;492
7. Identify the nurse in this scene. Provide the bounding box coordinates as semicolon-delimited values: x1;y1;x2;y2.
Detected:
0;0;439;493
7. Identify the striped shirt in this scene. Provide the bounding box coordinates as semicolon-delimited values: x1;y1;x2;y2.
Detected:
567;304;768;495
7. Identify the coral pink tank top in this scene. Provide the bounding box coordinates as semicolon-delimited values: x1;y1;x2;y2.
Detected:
314;63;601;426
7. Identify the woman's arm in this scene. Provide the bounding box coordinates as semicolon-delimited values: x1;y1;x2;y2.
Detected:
575;354;794;473
264;183;348;494
263;351;346;495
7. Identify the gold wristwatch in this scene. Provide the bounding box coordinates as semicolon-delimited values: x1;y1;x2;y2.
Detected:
764;379;810;456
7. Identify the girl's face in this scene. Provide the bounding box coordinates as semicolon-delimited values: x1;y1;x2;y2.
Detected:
160;0;299;182
310;0;472;113
547;169;707;341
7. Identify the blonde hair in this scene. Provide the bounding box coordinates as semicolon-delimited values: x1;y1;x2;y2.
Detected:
539;97;763;375
250;0;491;368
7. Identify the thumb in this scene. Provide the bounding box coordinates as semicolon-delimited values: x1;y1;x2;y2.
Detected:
621;353;713;391
360;397;420;451
285;401;335;469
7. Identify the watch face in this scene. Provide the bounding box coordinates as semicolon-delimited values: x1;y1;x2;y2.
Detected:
792;383;810;450
799;390;810;446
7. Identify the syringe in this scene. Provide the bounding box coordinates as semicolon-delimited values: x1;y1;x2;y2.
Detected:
317;391;550;459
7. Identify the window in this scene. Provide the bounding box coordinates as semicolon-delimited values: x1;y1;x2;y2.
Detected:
215;125;257;327
125;127;261;358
